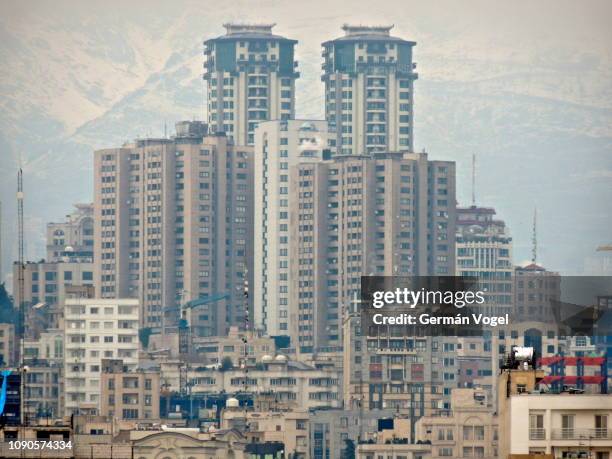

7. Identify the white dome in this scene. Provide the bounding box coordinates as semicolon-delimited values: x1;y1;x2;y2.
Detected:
226;397;239;408
274;354;288;362
261;354;273;362
64;246;74;252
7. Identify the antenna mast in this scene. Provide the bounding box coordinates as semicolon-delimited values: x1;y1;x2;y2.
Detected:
0;200;3;283
471;154;476;206
17;168;26;425
531;208;537;264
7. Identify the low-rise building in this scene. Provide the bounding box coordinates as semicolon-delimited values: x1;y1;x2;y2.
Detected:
222;404;309;458
357;418;431;459
498;368;611;458
308;408;396;459
0;322;16;366
415;388;498;459
158;355;341;411
64;298;139;416
99;360;160;421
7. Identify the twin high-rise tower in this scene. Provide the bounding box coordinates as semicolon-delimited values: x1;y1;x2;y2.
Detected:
203;23;416;151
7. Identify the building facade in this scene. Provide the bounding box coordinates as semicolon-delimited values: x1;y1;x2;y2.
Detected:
99;363;161;421
292;152;455;353
46;203;94;262
63;298;139;415
322;25;417;155
415;388;498;459
0;323;15;367
204;23;298;146
254;119;336;338
93;124;253;333
498;368;611;458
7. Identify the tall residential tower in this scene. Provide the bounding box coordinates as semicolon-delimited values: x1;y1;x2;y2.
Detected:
253;120;336;338
322;25;417;155
93;122;253;335
204;23;299;146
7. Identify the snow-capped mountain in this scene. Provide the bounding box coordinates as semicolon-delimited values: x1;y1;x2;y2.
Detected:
1;0;611;281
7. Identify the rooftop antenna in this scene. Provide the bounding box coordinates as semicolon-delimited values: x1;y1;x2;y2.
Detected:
531;208;537;264
164;121;168;139
471;154;476;206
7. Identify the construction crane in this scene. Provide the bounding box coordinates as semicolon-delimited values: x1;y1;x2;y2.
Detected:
178;293;230;355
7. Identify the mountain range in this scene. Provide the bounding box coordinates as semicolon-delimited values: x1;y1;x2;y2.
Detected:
1;0;611;282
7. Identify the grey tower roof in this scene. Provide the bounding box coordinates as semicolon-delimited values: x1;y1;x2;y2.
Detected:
205;23;297;44
323;24;415;45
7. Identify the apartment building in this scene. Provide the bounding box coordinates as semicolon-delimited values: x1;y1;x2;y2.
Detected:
63;298;139;415
160;356;341;411
93;123;253;333
415;388;499;459
13;261;93;338
291;151;455;352
456;206;513;315
191;326;276;366
99;361;160;421
204;23;299;146
322;25;418;155
455;206;513;403
222;406;309;457
0;323;15;366
343;309;452;437
308;408;396;459
22;330;64;419
46;203;94;262
514;263;561;325
254;119;336;337
24;363;63;420
13;260;94;310
498;368;611;458
356;418;431;459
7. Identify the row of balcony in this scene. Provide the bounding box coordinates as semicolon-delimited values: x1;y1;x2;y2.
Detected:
530;428;612;440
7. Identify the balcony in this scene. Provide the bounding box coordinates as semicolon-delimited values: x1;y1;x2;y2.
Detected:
529;428;546;440
551;428;612;440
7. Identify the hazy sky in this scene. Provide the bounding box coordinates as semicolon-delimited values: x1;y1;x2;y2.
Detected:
0;0;611;280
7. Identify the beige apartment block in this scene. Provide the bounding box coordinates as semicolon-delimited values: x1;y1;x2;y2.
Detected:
46;203;94;262
323;25;418;155
159;356;341;411
204;23;299;146
99;363;160;421
357;419;431;459
93;123;253;334
291;151;456;354
222;406;309;457
498;369;611;459
0;322;15;366
13;261;94;311
416;388;499;459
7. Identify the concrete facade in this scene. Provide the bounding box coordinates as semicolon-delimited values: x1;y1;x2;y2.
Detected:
93;125;253;333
